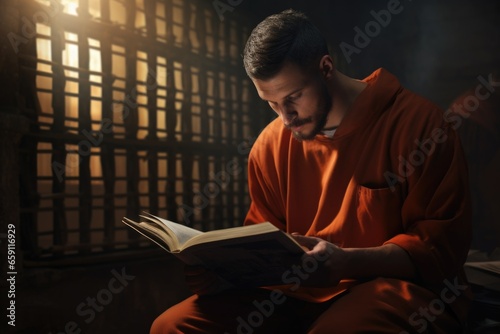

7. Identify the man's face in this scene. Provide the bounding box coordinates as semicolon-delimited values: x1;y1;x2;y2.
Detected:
252;61;331;141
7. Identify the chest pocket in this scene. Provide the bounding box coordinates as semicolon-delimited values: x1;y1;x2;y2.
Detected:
355;184;404;245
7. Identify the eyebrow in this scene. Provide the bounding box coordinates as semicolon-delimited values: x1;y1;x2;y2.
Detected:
261;87;303;104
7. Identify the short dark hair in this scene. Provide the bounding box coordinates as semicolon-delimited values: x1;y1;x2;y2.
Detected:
243;9;329;80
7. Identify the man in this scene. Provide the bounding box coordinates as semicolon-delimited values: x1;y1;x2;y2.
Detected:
151;9;471;333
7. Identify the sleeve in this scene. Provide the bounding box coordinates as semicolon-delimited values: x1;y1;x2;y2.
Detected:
384;121;472;285
243;146;287;231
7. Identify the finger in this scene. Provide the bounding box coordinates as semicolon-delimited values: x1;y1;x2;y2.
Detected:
290;233;312;251
290;234;321;248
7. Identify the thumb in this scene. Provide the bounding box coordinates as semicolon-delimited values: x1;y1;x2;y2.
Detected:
290;234;320;249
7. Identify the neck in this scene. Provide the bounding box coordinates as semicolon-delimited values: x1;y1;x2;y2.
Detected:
324;70;367;128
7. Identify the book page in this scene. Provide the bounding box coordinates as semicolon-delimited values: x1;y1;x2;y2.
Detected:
181;222;300;250
122;218;173;252
465;249;500;291
465;261;500;276
142;213;203;249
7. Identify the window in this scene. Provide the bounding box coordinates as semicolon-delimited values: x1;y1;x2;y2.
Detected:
19;0;267;262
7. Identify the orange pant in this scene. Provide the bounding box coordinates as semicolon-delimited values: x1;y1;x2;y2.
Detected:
151;278;464;334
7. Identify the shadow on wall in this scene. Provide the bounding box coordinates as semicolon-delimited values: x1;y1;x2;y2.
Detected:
447;72;500;252
256;0;500;109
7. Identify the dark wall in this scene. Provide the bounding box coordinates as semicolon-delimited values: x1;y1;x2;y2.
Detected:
4;2;499;333
236;0;500;249
9;256;191;334
239;0;500;108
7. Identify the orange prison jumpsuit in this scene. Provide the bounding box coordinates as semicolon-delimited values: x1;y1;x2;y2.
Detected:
151;69;472;333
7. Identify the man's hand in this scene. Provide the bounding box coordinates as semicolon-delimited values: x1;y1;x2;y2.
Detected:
290;234;347;288
291;233;417;285
184;265;224;296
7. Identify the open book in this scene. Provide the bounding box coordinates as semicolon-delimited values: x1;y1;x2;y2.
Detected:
122;213;305;287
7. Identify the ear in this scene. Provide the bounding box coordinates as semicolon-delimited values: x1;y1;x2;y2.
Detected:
319;55;335;79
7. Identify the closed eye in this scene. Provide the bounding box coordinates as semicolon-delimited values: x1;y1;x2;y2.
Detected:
286;92;302;103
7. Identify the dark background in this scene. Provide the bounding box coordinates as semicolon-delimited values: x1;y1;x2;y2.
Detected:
242;0;500;108
1;0;499;333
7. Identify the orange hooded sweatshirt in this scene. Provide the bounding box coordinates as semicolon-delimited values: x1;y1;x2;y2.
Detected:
244;68;472;320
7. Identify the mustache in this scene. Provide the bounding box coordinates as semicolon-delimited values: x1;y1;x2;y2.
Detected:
285;117;313;129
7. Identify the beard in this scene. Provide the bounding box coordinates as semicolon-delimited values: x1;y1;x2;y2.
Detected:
289;85;332;141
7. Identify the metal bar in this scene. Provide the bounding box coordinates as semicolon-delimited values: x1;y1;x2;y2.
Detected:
100;0;117;252
78;0;93;254
145;0;159;215
124;0;141;245
50;17;68;254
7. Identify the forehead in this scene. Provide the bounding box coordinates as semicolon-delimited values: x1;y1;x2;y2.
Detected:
252;62;312;101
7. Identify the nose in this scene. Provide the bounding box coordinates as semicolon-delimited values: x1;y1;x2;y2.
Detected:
278;104;296;125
